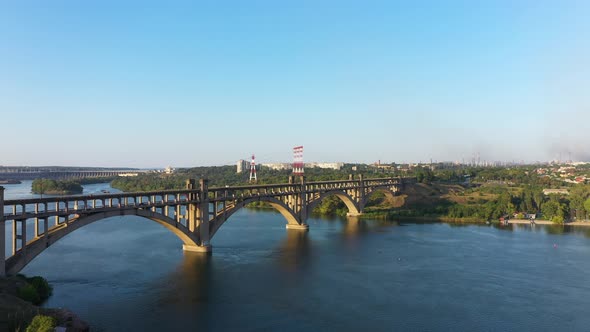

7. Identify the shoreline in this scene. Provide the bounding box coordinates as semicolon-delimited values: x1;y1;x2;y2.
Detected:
362;213;590;227
508;219;590;226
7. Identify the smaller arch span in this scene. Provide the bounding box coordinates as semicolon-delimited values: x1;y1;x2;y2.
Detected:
6;208;198;275
209;196;301;239
360;187;398;211
306;190;361;218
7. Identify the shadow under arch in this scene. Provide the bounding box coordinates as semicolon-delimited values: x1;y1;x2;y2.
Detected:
6;208;197;275
208;197;300;240
306;190;361;218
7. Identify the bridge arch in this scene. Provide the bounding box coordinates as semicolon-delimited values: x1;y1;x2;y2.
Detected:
306;190;361;218
360;187;397;211
209;197;300;239
6;209;198;275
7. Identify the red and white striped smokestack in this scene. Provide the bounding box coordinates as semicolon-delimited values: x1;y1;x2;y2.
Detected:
249;154;257;182
293;146;304;176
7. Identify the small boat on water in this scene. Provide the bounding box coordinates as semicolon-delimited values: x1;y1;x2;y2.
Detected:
101;189;111;194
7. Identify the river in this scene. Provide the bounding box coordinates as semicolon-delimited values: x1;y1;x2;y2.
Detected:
3;181;590;331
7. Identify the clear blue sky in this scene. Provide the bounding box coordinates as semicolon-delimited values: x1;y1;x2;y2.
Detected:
1;1;589;167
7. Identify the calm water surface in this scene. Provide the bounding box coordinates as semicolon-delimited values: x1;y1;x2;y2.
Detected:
4;182;590;331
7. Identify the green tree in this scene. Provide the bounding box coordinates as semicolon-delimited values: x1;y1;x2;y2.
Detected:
17;284;40;304
28;276;53;302
584;198;590;220
542;200;567;220
568;194;586;220
533;189;545;211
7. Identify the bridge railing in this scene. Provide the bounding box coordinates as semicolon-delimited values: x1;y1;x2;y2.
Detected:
3;189;201;221
209;184;300;202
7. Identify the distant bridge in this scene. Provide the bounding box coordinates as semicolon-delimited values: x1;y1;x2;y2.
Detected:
0;167;147;180
0;175;415;275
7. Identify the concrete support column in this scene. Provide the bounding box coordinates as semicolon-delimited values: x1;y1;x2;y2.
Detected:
164;195;169;217
299;176;307;226
186;180;197;233
55;202;60;226
11;215;17;255
287;176;296;212
43;217;49;247
176;203;181;224
34;203;39;237
358;174;365;214
19;219;27;260
222;189;227;217
0;186;5;276
198;179;211;249
213;191;219;215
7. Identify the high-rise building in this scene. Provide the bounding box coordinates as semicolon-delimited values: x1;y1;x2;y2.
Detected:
236;159;249;173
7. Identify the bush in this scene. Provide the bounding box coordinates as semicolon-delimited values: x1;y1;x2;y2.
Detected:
26;315;57;332
551;215;564;224
17;284;40;305
28;276;53;302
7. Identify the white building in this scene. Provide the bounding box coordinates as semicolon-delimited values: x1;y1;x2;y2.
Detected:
260;162;344;171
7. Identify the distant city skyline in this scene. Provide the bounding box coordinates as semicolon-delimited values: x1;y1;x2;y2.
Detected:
1;1;589;167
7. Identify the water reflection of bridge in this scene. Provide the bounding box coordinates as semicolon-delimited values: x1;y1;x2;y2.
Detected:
0;175;415;275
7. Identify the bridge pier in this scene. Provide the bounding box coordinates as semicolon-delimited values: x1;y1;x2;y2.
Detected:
183;244;212;253
286;223;309;230
346;212;363;217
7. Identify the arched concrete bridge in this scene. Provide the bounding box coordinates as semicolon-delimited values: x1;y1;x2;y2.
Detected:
0;175;415;275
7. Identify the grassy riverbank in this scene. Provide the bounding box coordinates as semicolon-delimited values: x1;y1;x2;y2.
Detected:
361;182;570;225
